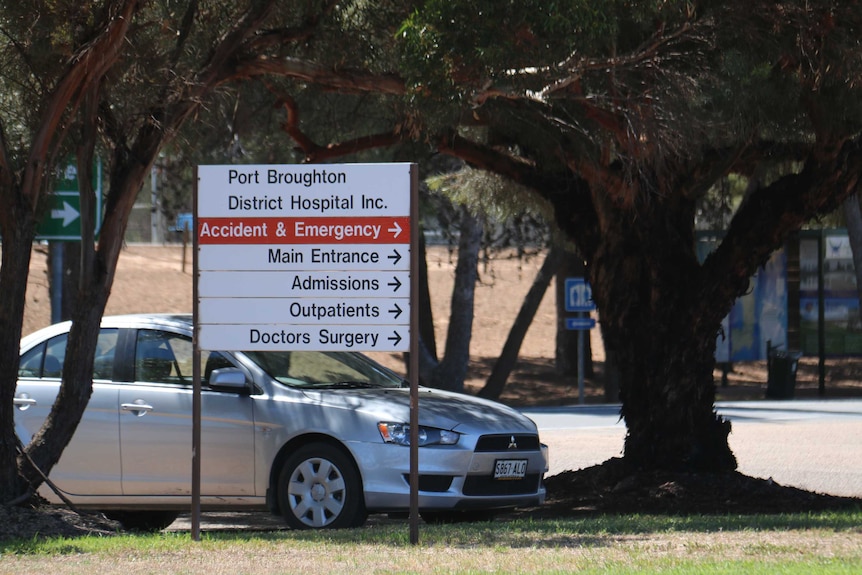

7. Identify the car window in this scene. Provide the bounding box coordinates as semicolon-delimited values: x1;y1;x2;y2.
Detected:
18;342;51;378
243;350;402;389
18;329;118;380
135;330;187;384
93;329;119;380
135;329;235;386
43;336;67;378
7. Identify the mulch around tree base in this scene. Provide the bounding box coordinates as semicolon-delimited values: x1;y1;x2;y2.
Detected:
0;502;120;541
521;458;862;519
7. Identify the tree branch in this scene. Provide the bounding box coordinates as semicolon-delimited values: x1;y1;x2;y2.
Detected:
22;0;142;206
700;136;862;328
276;95;403;162
233;57;405;94
435;131;540;187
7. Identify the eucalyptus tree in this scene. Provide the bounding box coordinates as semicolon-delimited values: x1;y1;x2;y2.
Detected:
391;1;862;471
266;4;862;460
4;0;862;507
267;0;862;471
0;0;400;503
0;0;143;502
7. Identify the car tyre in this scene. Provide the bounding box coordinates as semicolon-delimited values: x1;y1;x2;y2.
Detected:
104;510;179;532
278;442;367;529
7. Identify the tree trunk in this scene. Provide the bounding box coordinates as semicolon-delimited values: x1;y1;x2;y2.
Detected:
19;132;115;488
587;195;737;473
430;207;483;392
0;208;37;502
417;230;437;361
416;229;438;386
478;245;563;399
21;273;110;487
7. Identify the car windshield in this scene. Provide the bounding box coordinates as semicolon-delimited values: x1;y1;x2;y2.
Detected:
241;350;404;390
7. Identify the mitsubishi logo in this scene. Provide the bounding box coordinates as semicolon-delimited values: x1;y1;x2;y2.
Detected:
507;436;518;450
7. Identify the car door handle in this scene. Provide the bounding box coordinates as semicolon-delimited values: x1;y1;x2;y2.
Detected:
14;395;37;410
121;401;154;416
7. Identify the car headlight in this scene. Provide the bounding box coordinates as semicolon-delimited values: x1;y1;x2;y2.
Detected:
377;422;459;446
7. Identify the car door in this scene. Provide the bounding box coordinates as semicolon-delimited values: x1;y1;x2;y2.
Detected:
15;328;122;496
118;328;256;496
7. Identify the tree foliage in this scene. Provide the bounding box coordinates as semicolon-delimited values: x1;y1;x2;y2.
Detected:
394;0;862;471
4;1;862;507
0;0;406;503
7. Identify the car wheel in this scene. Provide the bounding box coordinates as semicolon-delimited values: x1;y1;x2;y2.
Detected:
104;510;179;532
277;442;367;529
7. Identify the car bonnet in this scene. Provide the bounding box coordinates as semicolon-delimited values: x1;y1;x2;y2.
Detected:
300;386;538;435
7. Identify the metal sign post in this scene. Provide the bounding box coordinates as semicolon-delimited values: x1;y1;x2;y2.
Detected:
408;166;420;545
191;172;202;542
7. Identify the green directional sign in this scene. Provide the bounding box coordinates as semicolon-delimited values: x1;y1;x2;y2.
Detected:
35;160;103;241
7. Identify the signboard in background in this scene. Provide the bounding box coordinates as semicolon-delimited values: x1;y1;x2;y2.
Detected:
701;229;862;362
36;160;103;241
697;234;788;363
564;277;595;313
563;277;595;405
799;231;862;356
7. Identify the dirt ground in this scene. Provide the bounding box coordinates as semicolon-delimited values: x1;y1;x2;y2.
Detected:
21;243;862;404
8;243;862;540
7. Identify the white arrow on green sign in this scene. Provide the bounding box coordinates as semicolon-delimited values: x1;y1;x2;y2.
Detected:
36;192;102;240
36;160;103;241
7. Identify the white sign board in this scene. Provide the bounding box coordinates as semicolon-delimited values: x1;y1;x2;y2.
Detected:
196;163;414;352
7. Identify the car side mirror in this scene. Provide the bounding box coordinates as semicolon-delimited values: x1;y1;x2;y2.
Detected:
208;367;249;393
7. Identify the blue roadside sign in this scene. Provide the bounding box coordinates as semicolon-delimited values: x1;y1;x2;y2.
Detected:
564;277;595;312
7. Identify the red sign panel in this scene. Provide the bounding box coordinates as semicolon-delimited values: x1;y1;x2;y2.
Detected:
198;216;410;245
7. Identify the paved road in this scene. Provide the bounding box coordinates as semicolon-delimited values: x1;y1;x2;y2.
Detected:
170;399;862;531
523;399;862;497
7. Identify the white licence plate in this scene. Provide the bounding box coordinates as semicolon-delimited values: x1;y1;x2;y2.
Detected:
493;459;527;480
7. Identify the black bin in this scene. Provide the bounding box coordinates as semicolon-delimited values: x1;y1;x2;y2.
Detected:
766;349;802;399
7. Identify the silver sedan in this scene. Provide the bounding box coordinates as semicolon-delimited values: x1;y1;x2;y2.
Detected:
15;314;547;530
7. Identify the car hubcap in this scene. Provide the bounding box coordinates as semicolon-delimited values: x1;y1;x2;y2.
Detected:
311;482;326;501
287;457;346;527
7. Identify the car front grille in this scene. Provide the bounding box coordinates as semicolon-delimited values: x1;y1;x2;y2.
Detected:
474;434;540;452
462;473;542;496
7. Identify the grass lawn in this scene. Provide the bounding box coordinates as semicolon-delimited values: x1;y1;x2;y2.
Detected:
2;511;861;574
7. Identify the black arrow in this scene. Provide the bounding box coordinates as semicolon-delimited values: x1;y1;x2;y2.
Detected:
389;302;403;320
387;249;402;266
388;331;403;346
387;276;402;291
